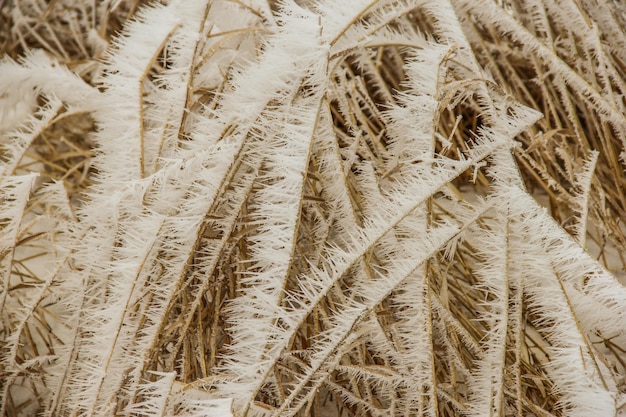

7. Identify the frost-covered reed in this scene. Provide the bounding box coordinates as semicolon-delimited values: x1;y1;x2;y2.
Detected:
1;0;625;416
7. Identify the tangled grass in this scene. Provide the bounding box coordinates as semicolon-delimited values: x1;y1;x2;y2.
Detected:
1;1;626;416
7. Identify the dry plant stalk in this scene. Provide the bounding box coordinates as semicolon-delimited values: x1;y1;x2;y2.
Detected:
0;0;625;416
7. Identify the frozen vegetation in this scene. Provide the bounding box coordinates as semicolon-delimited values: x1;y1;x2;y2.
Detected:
1;0;626;416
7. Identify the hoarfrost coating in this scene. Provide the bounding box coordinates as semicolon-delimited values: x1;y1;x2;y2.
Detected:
1;0;626;416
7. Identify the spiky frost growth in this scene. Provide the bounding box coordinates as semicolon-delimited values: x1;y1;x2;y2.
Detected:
1;0;626;416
